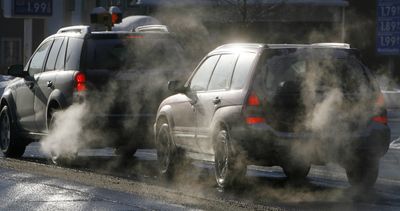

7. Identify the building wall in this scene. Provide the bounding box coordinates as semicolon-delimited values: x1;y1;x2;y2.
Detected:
0;8;44;74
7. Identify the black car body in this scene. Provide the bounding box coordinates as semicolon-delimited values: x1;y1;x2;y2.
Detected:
0;25;185;158
154;43;390;188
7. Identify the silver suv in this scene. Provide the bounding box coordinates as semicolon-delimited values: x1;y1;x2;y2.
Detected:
0;25;185;159
155;43;390;189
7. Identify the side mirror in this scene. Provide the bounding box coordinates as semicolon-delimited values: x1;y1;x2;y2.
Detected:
7;65;27;78
168;80;186;93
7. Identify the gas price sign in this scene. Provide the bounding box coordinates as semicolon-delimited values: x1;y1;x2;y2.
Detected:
13;0;52;17
377;0;400;55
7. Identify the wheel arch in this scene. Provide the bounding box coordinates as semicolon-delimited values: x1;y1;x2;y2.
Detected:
155;105;176;133
154;105;177;147
46;89;68;129
210;105;243;141
46;89;68;110
0;93;18;129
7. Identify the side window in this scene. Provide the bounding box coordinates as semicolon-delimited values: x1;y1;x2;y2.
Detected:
55;38;67;70
231;53;257;90
208;54;238;91
65;38;83;70
28;40;53;75
45;38;64;71
190;55;219;91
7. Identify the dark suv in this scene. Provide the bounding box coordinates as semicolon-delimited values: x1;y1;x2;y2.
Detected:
0;25;185;159
154;43;390;189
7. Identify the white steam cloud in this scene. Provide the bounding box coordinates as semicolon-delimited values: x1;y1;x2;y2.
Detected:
40;103;88;159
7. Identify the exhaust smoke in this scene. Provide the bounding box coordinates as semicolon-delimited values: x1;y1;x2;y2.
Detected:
40;103;88;159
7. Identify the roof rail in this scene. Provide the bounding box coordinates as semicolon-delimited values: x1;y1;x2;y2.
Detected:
311;43;350;49
134;25;169;33
57;25;91;35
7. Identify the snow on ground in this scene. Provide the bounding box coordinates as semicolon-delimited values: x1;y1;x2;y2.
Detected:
0;75;14;95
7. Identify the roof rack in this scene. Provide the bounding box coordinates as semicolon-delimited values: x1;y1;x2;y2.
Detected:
134;25;169;33
57;25;91;35
311;43;350;49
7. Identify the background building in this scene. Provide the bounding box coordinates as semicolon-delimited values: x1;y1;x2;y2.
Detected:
0;0;397;81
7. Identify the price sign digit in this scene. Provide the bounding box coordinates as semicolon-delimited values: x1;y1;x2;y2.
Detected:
13;0;52;17
377;0;400;55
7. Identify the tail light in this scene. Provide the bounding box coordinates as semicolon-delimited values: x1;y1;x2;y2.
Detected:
245;92;265;124
372;93;387;125
75;72;87;92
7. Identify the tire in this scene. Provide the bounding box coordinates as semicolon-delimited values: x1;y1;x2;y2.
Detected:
346;159;379;189
282;160;311;181
155;119;180;180
0;106;26;158
214;128;247;189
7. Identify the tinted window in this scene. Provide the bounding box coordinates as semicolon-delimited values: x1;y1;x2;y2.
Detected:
85;37;184;71
231;53;256;90
262;49;370;94
55;38;67;70
65;38;83;70
190;55;219;91
208;54;238;91
45;38;64;71
29;40;52;75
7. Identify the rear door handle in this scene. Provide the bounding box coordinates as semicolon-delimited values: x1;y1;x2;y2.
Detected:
47;81;53;88
213;97;221;105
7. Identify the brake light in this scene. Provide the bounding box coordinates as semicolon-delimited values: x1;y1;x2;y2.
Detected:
372;116;388;125
246;117;265;124
245;92;265;125
247;92;260;106
372;92;387;125
75;72;86;92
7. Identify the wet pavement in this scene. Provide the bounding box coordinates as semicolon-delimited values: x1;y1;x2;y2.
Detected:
0;111;399;210
0;143;398;210
0;165;188;210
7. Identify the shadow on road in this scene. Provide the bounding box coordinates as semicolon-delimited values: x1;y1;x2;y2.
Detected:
15;148;400;210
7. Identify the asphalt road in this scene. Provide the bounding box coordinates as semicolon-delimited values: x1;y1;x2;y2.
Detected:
0;165;188;210
0;141;399;210
0;107;399;210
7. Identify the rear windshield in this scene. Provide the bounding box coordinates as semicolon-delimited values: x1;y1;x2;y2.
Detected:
85;36;184;71
259;48;373;94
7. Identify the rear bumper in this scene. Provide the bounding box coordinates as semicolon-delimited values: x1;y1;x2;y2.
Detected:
231;121;390;165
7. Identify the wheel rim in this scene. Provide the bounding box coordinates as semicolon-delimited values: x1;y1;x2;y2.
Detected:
215;130;229;185
0;112;11;151
157;125;172;174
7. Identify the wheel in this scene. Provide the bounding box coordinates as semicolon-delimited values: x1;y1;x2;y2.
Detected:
155;120;180;180
214;128;247;189
282;160;311;181
346;159;379;189
0;106;26;158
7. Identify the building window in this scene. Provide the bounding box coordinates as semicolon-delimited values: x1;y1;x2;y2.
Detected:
1;38;22;66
